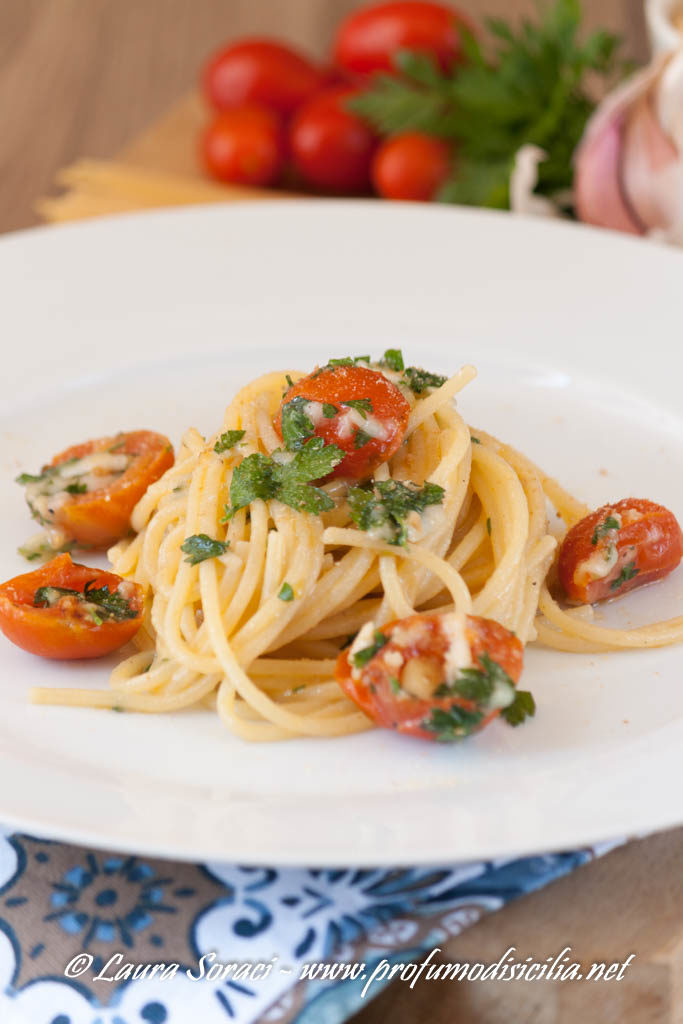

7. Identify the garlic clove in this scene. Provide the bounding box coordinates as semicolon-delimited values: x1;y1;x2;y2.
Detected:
622;91;679;230
574;111;643;233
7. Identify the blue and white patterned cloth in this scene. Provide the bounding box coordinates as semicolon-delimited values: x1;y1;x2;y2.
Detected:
0;826;623;1024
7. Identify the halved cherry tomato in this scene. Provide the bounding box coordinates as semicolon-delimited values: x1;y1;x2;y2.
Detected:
289;87;377;193
202;38;326;118
0;554;143;660
371;131;452;200
558;497;683;604
333;1;471;76
20;430;174;549
274;363;411;479
201;106;287;186
335;612;525;741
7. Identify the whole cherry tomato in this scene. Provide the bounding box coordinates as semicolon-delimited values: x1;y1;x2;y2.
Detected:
274;362;410;479
333;1;471;76
289;87;377;193
18;430;174;549
201;106;287;186
372;131;451;200
0;554;144;660
558;498;683;604
336;612;528;741
202;38;325;118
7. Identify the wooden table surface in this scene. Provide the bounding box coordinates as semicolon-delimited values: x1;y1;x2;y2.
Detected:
3;3;682;1024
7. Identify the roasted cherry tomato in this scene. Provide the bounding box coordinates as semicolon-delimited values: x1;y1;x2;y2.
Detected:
202;38;325;118
0;554;143;660
371;131;451;200
18;430;174;549
289;87;377;193
558;498;683;604
333;1;470;76
274;363;411;479
201;106;287;186
336;612;527;741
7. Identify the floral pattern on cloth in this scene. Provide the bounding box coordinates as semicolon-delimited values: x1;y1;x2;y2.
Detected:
0;826;624;1024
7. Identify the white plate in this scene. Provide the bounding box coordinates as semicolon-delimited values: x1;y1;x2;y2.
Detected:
1;202;682;867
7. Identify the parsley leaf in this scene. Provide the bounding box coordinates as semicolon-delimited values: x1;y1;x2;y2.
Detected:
422;705;485;741
322;403;338;418
434;652;515;705
342;398;373;418
214;430;246;453
349;0;626;213
348;479;445;546
354;429;372;449
16;472;44;485
325;355;371;369
34;582;138;623
471;436;481;444
278;582;294;601
225;438;344;518
281;396;316;451
591;514;620;546
380;349;405;372
352;629;388;668
65;481;88;495
610;561;639;591
500;690;536;726
402;366;447;393
181;534;230;564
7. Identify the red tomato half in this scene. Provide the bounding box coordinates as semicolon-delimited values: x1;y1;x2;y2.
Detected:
558;498;683;604
202;38;325;117
274;363;410;479
333;1;471;76
335;612;525;741
0;554;143;660
289;87;377;193
20;430;174;549
372;131;451;200
201;106;287;186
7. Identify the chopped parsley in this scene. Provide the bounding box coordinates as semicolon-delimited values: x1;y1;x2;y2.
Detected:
342;398;373;418
18;536;74;562
402;367;447;394
322;403;338;418
500;690;536;726
389;675;402;694
348;479;445;546
471;436;481;444
422;705;485;741
434;652;513;704
354;429;372;449
16;472;44;485
181;534;230;564
352;629;388;668
610;561;639;591
278;582;294;602
326;356;371;369
486;516;492;536
34;581;138;624
65;481;88;495
224;437;344;518
591;514;621;546
380;349;405;372
214;430;246;453
281;396;316;451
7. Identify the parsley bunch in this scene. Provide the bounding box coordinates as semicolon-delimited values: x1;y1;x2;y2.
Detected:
350;0;627;211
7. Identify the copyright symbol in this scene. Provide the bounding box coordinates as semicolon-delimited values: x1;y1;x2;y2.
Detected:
64;952;93;978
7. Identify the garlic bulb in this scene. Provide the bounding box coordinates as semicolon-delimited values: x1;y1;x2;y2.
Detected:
574;48;683;244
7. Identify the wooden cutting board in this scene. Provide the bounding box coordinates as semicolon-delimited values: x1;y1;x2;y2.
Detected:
37;89;683;1024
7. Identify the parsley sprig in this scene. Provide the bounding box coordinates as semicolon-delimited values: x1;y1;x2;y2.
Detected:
224;437;344;519
350;0;626;211
34;582;138;624
181;534;230;564
591;514;620;546
214;430;245;454
348;479;445;546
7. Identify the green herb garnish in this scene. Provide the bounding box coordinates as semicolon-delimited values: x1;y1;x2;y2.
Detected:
402;367;447;394
471;436;481;444
434;652;514;704
214;430;246;453
181;534;230;564
278;582;294;601
389;675;402;694
422;705;485;741
348;479;445;546
380;349;405;372
34;581;138;623
500;690;536;726
65;481;88;495
591;514;620;546
610;561;639;591
224;437;344;519
281;396;316;452
322;403;338;418
342;398;373;418
354;430;372;449
352;629;388;668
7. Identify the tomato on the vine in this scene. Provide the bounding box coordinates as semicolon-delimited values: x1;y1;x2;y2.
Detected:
202;39;325;117
201;106;287;186
372;131;451;200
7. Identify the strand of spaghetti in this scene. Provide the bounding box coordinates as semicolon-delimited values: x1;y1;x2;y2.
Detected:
322;527;472;612
405;365;477;436
538;585;683;649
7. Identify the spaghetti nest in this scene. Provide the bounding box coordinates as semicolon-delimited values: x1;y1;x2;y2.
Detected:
44;365;683;740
